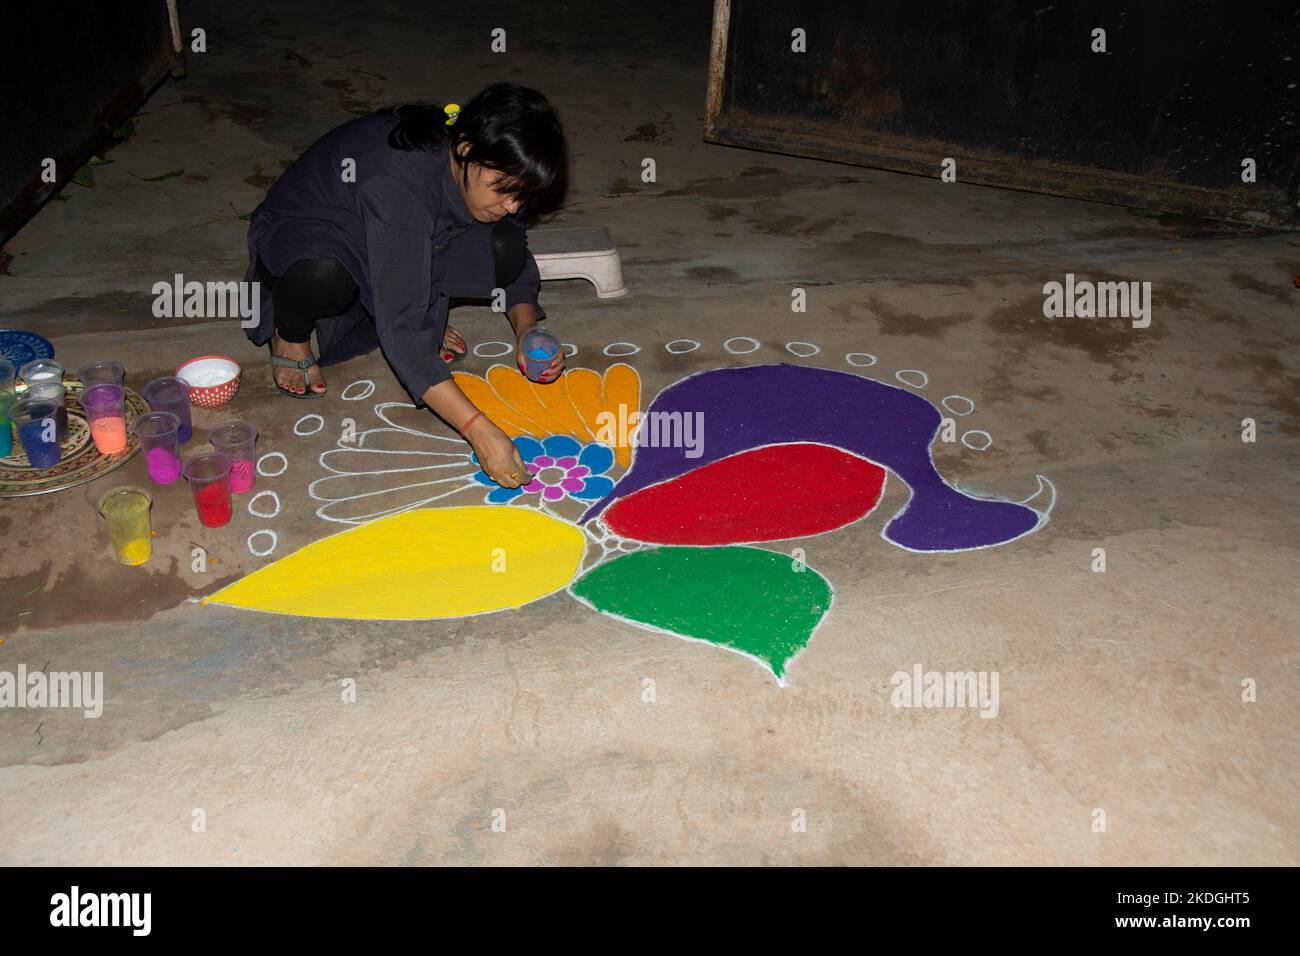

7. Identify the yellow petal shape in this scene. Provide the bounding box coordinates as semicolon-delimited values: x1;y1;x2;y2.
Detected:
203;506;586;619
564;368;608;437
453;364;642;468
601;363;641;468
531;374;594;442
453;371;536;436
485;364;556;434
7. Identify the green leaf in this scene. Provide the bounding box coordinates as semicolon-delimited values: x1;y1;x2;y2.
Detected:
129;168;185;182
88;155;111;166
72;163;95;188
112;118;137;140
570;546;832;683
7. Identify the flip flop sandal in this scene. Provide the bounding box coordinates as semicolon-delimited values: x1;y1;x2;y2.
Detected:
270;350;325;399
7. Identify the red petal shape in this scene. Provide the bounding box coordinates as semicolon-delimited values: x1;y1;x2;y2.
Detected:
603;443;886;545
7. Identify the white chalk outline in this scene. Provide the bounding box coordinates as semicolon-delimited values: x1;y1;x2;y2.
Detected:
247;529;278;557
603;342;641;357
247;490;281;518
665;339;700;354
305;399;483;524
845;352;878;367
895;369;929;389
942;395;975;417
562;343;578;357
257;452;288;477
723;336;761;355
341;380;376;401
961;429;993;451
785;342;821;358
294;414;324;436
473;341;514;358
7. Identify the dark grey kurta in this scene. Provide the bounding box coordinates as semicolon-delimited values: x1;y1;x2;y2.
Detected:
243;111;544;404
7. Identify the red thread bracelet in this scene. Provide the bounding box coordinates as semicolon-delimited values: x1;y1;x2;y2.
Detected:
459;411;484;437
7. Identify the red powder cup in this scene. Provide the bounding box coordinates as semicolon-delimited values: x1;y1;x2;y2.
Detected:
184;453;233;528
82;383;128;455
208;420;258;494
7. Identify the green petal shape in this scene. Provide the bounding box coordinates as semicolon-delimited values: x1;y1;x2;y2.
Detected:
570;546;832;684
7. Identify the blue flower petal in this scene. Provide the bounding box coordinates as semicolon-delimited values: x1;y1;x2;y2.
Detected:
472;470;497;487
486;485;524;503
514;436;545;461
542;435;582;458
578;443;615;475
568;475;614;500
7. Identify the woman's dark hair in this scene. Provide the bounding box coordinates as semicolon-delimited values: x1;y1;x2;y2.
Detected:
386;83;567;215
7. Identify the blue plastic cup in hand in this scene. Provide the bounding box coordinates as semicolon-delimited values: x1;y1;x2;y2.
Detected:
521;329;561;383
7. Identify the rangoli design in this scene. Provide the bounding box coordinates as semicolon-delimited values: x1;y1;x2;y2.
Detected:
205;354;1055;685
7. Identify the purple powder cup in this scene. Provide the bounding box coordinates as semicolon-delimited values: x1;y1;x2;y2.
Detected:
143;376;193;443
134;411;182;485
78;361;126;387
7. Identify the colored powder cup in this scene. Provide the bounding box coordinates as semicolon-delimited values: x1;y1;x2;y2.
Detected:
19;358;63;387
78;361;126;387
134;411;182;485
208;420;258;494
98;486;154;566
184;453;233;528
82;383;128;455
521;329;561;382
0;359;12;457
13;397;62;468
143;376;193;443
23;382;69;444
0;394;13;458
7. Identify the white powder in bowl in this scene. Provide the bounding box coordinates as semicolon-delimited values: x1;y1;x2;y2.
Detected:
186;370;233;387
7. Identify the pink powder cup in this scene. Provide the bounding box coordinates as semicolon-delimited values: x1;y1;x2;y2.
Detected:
208;420;258;494
133;411;182;485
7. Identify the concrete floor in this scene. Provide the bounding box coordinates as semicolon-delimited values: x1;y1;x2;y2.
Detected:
1;0;1297;865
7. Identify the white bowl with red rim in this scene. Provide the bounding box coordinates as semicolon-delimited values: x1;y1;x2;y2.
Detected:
175;355;242;409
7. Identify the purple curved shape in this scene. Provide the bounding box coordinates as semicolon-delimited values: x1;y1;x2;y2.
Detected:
579;364;1046;552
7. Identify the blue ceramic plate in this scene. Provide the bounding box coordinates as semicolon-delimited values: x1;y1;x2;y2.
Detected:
0;330;55;368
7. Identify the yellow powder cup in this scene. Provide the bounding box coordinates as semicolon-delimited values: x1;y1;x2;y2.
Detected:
98;486;154;566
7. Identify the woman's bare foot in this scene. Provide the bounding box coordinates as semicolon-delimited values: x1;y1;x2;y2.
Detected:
271;332;326;395
440;326;467;363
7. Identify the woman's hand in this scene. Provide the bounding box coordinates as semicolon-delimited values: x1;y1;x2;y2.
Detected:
465;417;532;488
516;332;566;383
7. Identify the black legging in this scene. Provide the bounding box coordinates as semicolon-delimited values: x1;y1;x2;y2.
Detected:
262;221;527;344
260;257;359;344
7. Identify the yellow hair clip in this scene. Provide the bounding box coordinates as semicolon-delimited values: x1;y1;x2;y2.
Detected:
444;103;460;126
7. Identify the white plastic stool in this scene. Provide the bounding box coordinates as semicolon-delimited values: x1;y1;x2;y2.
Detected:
529;226;628;299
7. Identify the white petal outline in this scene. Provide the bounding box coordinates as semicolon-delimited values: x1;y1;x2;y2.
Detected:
247;530;278;557
723;336;761;355
257;452;288;477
